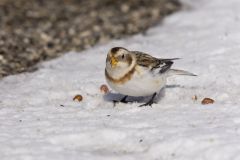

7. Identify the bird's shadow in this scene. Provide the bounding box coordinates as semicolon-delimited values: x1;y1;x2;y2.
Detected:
165;84;184;89
104;85;183;104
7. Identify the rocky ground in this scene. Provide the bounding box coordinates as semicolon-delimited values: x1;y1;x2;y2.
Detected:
0;0;181;78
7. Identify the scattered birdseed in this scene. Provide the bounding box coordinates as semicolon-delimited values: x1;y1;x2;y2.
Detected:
201;98;215;105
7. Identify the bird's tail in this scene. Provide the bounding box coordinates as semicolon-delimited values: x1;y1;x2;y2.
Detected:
168;69;197;76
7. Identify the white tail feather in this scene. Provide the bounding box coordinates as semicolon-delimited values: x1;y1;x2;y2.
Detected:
168;69;197;76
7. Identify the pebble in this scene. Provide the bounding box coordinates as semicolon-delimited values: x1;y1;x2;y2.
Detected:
0;0;181;78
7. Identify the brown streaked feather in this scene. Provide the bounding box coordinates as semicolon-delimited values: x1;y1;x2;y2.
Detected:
132;51;179;73
105;65;136;84
133;51;160;68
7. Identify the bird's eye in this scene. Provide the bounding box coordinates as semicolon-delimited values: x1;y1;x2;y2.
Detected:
121;54;125;59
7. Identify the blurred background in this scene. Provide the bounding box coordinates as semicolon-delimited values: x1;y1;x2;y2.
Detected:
0;0;181;78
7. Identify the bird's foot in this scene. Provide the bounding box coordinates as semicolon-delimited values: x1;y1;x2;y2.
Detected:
138;92;157;107
113;96;128;106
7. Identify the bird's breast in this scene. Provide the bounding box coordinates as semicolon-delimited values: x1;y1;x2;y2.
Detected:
106;68;166;97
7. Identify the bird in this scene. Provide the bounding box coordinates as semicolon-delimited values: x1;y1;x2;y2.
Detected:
105;47;196;107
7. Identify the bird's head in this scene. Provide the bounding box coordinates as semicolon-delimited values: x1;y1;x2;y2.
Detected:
105;47;135;78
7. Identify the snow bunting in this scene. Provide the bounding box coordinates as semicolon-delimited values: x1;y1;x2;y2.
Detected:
105;47;196;107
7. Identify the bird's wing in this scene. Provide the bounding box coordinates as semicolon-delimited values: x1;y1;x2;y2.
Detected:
132;51;179;74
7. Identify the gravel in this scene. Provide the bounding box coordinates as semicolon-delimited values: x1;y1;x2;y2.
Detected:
0;0;181;78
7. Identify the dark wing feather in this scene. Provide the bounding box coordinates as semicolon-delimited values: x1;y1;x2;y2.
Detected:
132;51;179;74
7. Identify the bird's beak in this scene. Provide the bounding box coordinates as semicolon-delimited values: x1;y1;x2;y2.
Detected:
110;56;118;68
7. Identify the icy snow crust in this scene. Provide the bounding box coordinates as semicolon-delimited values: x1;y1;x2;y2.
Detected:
1;0;240;159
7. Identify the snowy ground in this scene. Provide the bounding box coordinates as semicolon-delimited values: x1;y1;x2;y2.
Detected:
1;0;240;159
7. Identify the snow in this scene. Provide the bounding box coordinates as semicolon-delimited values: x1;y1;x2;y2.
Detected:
1;0;240;159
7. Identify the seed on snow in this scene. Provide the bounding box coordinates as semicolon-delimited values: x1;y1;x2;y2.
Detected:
100;84;109;94
201;98;214;105
192;95;198;101
73;94;83;102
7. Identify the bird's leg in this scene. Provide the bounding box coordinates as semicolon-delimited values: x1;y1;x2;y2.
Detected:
120;96;128;103
139;93;157;107
113;96;128;106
